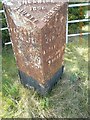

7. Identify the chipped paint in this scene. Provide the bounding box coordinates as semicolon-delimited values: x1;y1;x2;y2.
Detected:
3;1;67;84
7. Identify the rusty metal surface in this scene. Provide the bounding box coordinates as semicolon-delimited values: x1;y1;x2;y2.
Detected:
3;1;67;85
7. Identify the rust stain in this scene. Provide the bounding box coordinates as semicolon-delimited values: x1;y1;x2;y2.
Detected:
3;1;67;85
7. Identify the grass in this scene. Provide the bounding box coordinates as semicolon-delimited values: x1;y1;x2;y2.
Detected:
1;36;89;118
0;54;2;118
0;54;2;90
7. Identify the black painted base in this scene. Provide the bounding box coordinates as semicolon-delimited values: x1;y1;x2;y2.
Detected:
18;66;64;96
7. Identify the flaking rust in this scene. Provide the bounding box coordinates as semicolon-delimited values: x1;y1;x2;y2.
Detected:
3;0;68;95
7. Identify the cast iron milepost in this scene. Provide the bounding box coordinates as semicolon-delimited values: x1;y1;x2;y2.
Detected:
3;0;68;95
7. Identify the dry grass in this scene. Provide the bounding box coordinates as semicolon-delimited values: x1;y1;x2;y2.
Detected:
1;36;89;118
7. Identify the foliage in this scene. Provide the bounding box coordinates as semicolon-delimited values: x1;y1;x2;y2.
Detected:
0;2;10;46
68;2;88;34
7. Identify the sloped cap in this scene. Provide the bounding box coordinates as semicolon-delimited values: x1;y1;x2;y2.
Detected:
3;0;68;29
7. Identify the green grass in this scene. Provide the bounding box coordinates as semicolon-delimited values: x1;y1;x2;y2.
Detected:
0;54;2;118
1;37;89;118
0;54;2;91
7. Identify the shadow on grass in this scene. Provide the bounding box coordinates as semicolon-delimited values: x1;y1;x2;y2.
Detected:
44;38;88;118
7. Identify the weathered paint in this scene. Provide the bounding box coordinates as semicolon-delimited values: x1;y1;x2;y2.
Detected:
3;1;67;90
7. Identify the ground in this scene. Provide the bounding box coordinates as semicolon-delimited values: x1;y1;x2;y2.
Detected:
0;36;89;118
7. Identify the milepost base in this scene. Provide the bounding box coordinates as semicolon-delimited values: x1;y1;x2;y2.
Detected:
19;66;64;96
